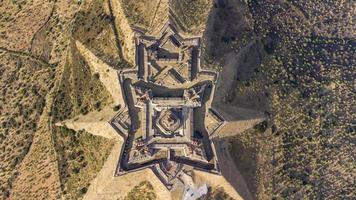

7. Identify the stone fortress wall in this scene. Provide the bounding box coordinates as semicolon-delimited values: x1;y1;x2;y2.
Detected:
110;20;224;189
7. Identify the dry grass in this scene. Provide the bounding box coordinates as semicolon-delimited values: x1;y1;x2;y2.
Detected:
9;115;61;200
0;0;80;65
120;0;159;28
29;0;80;65
50;40;114;199
54;127;114;200
226;1;355;198
0;0;123;199
52;42;112;122
0;1;82;199
120;0;168;33
227;123;273;200
124;181;157;200
171;0;212;34
202;0;254;69
72;0;126;68
0;0;54;51
0;52;55;199
204;186;235;200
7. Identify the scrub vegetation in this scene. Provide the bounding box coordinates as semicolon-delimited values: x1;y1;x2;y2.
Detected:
0;0;354;199
0;52;55;199
124;181;157;200
224;0;355;199
171;0;212;34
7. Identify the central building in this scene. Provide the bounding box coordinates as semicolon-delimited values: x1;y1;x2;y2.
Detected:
111;21;225;189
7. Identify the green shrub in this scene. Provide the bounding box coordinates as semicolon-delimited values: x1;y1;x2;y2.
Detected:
254;121;268;133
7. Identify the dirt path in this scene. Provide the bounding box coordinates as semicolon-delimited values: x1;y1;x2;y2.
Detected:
0;47;54;67
210;39;266;136
9;115;62;200
149;0;170;35
149;0;162;29
29;1;56;52
200;31;265;198
9;46;66;199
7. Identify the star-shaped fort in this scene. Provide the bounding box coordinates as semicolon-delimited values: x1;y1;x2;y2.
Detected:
111;22;225;189
58;19;264;200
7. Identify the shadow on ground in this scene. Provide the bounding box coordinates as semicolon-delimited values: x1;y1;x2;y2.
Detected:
198;0;268;199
